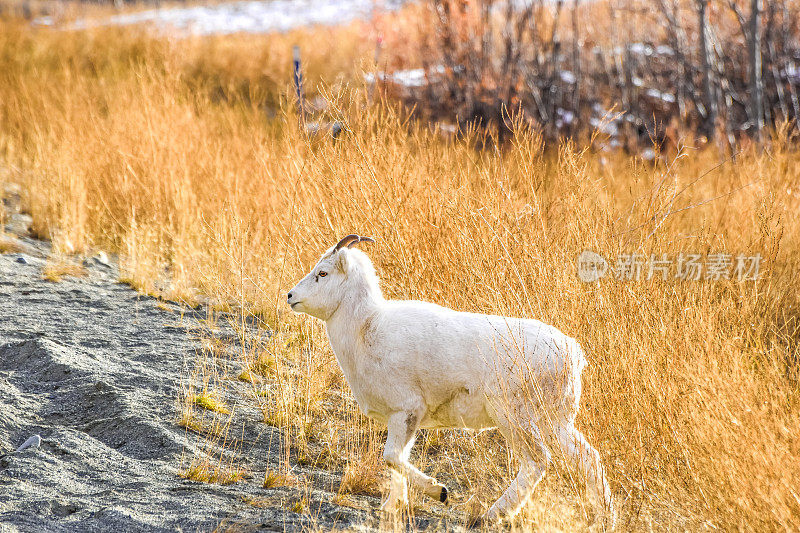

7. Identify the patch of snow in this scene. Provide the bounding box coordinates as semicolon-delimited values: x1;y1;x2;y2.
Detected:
655;45;674;56
48;0;403;36
556;107;574;125
645;88;676;104
641;148;657;160
493;0;575;12
624;113;639;124
589;104;624;137
628;42;649;55
364;65;445;88
559;70;576;84
590;116;619;136
600;138;622;151
784;63;800;83
390;68;428;87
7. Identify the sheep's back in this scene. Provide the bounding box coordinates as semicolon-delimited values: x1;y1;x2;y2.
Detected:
373;302;585;424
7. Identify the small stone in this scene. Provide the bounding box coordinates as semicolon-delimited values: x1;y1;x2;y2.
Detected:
83;251;112;269
2;183;22;214
15;435;41;453
16;256;27;264
6;213;33;235
3;182;22;196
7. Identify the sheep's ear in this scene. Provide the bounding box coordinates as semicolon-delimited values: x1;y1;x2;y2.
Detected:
335;249;350;275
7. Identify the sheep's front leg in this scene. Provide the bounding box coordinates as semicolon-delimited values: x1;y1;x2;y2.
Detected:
381;411;448;512
380;468;409;512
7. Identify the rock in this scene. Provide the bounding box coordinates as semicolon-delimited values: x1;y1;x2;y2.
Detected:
15;435;41;453
95;251;110;266
3;182;22;196
2;182;22;215
6;213;33;235
82;251;112;270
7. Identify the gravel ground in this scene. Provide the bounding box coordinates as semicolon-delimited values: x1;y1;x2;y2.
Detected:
0;233;428;532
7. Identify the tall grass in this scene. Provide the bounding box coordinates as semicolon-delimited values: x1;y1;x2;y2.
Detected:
1;19;798;531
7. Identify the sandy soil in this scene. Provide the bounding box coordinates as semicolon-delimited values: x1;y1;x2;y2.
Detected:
0;221;455;532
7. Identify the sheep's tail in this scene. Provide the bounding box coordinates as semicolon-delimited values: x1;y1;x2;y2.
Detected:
571;338;587;377
564;337;587;421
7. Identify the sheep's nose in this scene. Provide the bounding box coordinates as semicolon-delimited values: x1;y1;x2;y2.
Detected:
287;292;293;301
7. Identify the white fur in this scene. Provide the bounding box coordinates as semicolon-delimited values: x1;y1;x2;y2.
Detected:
288;244;614;525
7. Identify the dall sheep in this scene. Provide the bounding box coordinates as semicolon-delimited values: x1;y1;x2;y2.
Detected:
287;234;614;527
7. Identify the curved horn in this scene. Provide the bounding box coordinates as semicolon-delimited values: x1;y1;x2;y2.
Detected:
348;236;375;248
334;234;361;251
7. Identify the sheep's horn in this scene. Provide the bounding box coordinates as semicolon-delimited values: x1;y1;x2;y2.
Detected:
348;236;374;248
334;234;361;251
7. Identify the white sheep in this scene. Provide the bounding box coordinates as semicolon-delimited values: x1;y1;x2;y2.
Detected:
287;234;614;527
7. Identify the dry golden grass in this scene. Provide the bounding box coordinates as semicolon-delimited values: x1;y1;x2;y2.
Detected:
193;393;231;415
339;457;384;497
262;469;294;489
177;328;251;486
42;258;87;282
1;17;799;532
289;497;308;514
180;462;248;485
236;368;257;383
0;235;24;253
178;412;212;435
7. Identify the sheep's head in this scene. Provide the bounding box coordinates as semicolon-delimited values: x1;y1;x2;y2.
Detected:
287;234;378;321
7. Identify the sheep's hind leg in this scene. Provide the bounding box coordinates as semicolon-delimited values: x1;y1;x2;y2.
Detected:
480;421;551;526
381;411;448;512
554;424;616;528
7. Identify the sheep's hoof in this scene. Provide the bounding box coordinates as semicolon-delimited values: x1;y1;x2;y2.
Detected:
379;496;407;513
439;486;449;504
379;503;401;514
602;500;618;531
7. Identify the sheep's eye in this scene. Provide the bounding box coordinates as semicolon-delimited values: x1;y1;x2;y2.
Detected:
318;271;328;278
